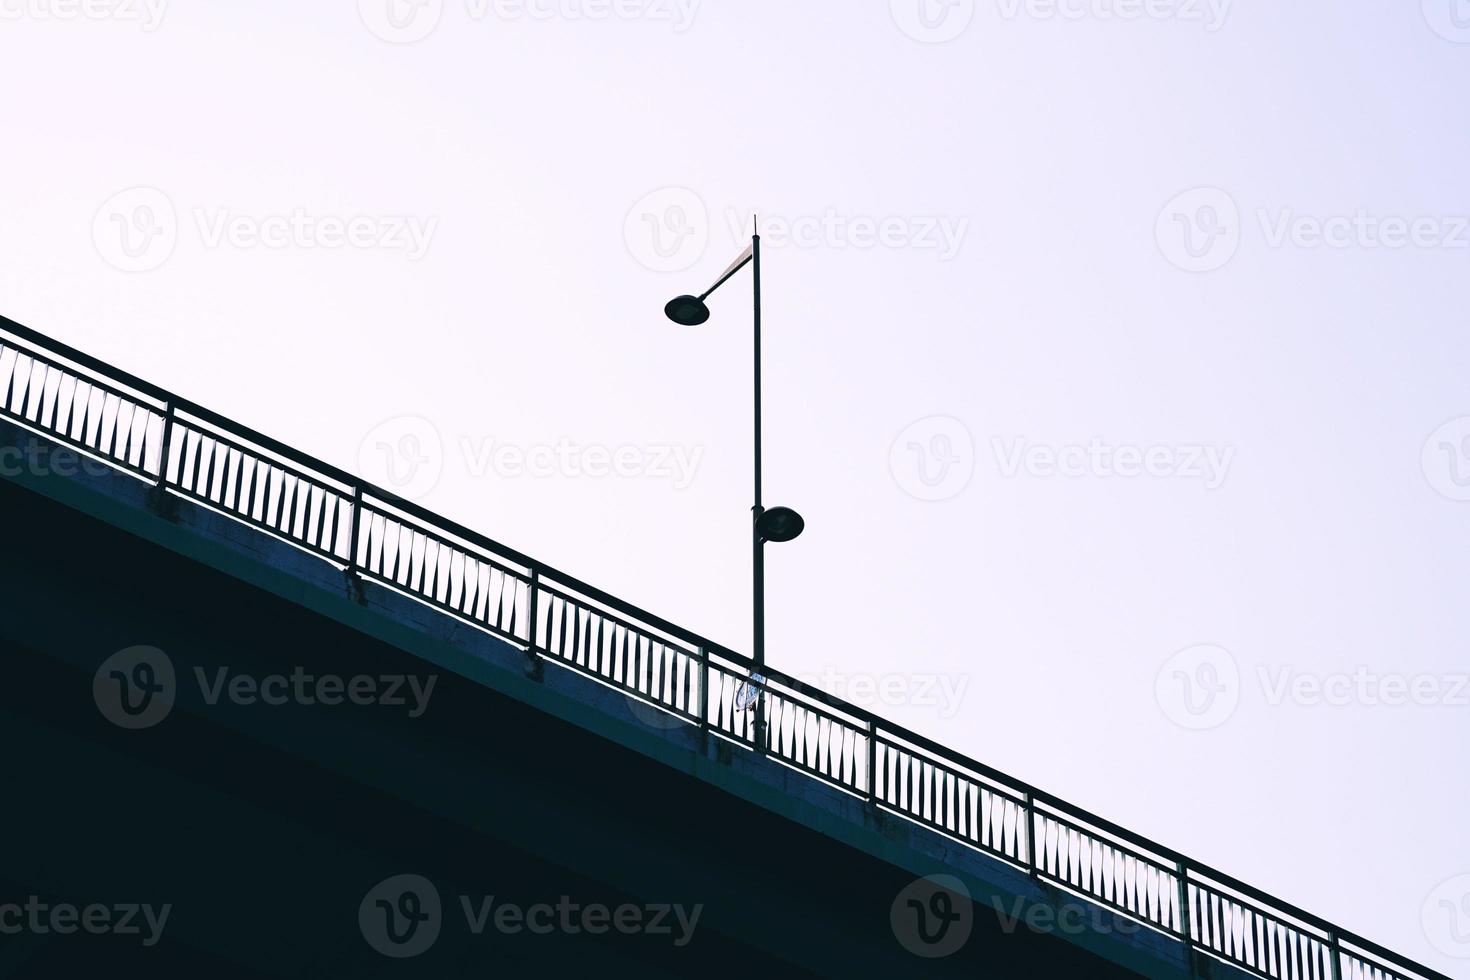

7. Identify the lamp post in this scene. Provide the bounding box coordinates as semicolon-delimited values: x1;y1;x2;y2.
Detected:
665;221;803;745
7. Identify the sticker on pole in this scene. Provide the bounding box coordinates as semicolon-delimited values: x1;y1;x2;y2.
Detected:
734;673;766;713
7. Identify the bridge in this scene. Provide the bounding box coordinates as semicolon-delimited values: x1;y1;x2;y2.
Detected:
0;314;1444;978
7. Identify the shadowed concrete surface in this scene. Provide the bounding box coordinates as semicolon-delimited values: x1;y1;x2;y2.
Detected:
0;418;1254;978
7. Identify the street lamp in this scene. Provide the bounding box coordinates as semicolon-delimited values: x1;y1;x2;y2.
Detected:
664;221;804;719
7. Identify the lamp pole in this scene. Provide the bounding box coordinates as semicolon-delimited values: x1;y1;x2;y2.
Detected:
751;228;764;673
663;220;804;744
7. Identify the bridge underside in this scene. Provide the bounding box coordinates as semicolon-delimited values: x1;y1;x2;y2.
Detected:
0;421;1220;978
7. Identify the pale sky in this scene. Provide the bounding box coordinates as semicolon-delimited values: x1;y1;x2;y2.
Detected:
2;1;1468;973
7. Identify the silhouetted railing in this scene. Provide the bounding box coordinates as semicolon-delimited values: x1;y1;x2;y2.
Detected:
0;315;1447;980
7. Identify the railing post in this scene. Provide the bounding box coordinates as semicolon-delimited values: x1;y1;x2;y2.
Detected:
526;567;540;653
343;485;365;604
865;722;877;807
520;567;543;681
155;404;175;487
753;685;766;754
1328;932;1343;980
347;485;363;570
1024;793;1038;878
1175;862;1193;945
698;647;709;731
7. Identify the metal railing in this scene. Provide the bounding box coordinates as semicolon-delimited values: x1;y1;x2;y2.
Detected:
0;314;1448;980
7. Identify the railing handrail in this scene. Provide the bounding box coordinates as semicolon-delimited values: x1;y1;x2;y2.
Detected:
0;313;1448;980
0;314;749;663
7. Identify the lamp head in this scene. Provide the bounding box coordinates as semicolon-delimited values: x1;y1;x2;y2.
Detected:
664;294;711;326
757;506;805;543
